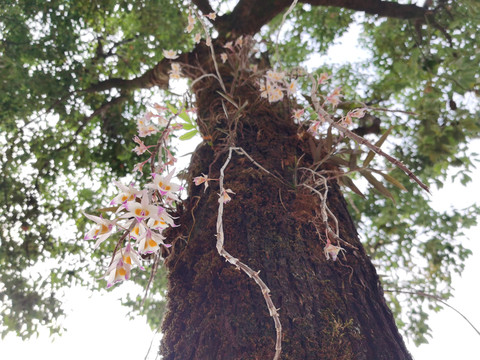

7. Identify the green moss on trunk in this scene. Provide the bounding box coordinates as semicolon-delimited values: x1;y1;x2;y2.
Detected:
160;49;412;359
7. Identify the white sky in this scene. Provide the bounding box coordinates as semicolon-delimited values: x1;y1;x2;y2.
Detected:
2;11;479;360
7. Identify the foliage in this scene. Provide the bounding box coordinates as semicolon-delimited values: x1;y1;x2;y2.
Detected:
1;0;479;346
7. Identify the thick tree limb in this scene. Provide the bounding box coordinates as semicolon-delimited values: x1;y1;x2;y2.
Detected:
56;95;128;153
191;0;215;17
217;0;292;37
216;0;427;37
83;58;173;94
304;0;428;19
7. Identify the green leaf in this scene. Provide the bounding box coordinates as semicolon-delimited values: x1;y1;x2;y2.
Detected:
178;108;191;123
166;102;178;115
182;123;196;130
325;124;333;152
216;91;239;108
179;130;198;141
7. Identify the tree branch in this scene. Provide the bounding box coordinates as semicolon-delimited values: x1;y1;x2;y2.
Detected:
83;57;175;94
56;95;128;153
216;0;292;37
191;0;215;17
303;0;428;19
215;0;428;37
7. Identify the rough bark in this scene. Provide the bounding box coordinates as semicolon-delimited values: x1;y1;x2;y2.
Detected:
159;48;412;359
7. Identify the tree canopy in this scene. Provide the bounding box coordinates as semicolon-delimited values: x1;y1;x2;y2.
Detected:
1;0;479;347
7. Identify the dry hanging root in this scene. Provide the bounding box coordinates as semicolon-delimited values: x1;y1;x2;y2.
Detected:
216;147;282;360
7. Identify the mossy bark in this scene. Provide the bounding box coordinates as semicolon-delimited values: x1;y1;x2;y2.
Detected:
159;50;412;359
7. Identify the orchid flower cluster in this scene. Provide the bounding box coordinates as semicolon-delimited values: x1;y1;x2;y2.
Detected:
162;9;218;82
259;70;298;103
133;103;188;174
84;171;181;288
286;72;367;136
84;98;188;288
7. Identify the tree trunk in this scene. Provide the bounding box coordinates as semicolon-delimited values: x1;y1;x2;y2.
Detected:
160;46;412;360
